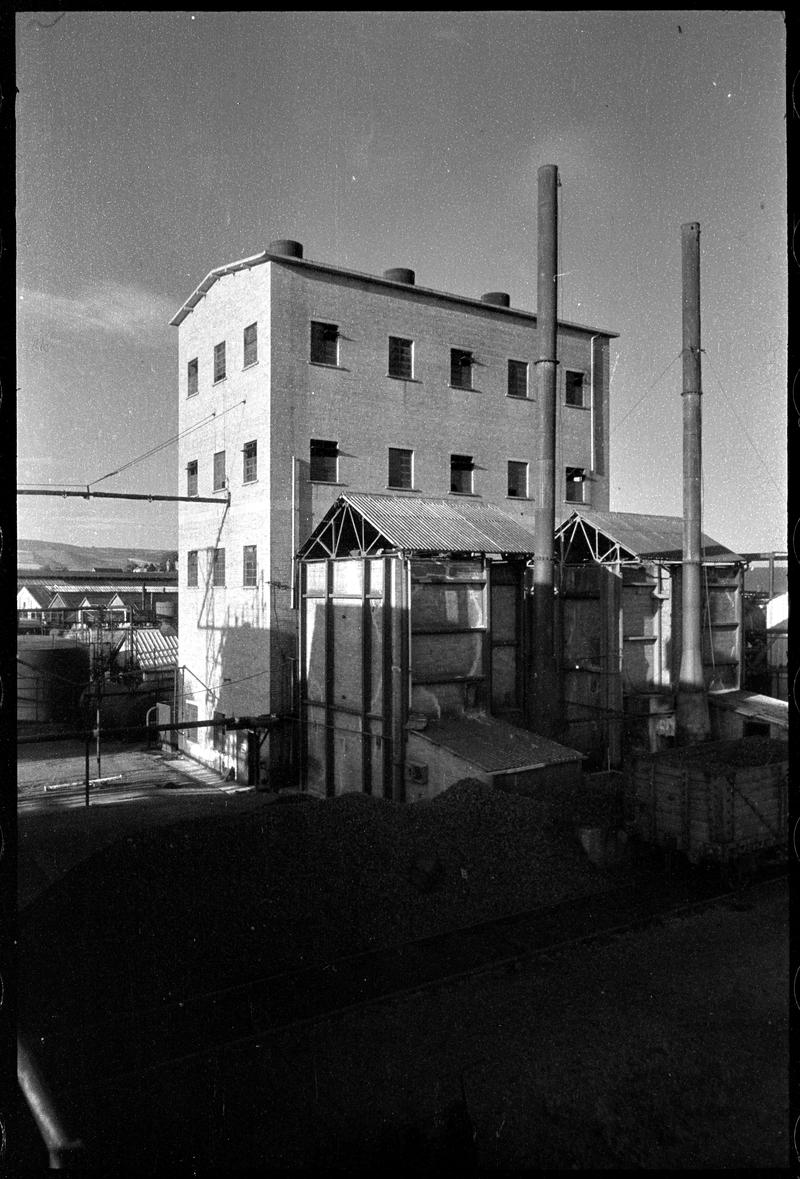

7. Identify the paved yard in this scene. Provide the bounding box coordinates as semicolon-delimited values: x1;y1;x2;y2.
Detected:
18;741;275;908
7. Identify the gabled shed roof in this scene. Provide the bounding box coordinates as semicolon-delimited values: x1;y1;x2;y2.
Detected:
556;509;742;565
298;493;539;559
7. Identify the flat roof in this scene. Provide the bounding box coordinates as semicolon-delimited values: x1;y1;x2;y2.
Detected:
169;248;618;339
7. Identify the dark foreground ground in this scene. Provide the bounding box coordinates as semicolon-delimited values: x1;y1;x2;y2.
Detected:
15;742;789;1170
15;877;788;1171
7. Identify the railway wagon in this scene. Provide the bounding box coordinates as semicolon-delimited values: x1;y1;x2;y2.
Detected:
626;738;787;871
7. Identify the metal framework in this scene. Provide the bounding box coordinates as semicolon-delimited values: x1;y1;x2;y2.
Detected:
301;501;389;559
556;513;641;567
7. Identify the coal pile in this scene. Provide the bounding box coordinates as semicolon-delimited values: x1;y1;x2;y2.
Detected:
20;780;609;1014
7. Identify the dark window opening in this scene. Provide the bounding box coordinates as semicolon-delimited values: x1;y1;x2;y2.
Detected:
187;357;198;397
242;440;257;483
450;453;475;494
213;450;226;491
388;447;413;489
243;322;258;367
450;348;474;389
214;341;226;383
243;545;257;587
212;548;226;586
388;336;413;379
565;370;585;407
310;321;339;366
187;550;198;586
186;459;198;498
565;466;587;503
507;460;529;498
310;438;339;482
507;359;528;399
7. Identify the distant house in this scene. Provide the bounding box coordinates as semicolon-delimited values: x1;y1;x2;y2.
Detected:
16;585;53;624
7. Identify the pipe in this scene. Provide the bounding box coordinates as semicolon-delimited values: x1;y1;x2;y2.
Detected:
589;334;600;474
290;455;297;609
676;222;710;742
18;1036;84;1168
530;164;560;738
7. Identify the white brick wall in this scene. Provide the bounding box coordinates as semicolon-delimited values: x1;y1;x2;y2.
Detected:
175;255;614;772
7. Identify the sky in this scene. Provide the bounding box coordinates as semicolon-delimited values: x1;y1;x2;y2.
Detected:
16;10;787;553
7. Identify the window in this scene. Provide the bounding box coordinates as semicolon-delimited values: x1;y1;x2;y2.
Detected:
507;359;528;399
450;348;474;389
565;370;585;407
450;453;474;494
242;440;257;483
388;336;413;379
565;466;587;503
310;321;339;366
507;460;529;499
213;450;226;491
187;550;198;586
186;459;198;498
212;548;226;586
187;357;198;397
214;341;226;383
309;438;339;482
388;447;413;489
243;545;258;587
243;323;258;367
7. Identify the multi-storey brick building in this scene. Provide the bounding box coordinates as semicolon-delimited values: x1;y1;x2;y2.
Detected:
171;239;617;780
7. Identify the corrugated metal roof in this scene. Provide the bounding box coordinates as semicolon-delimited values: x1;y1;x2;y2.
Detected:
20;581;177;595
121;629;178;670
412;714;584;772
707;690;788;731
558;509;742;563
309;493;540;556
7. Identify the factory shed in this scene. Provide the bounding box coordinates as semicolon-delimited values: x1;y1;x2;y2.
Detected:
555;509;745;764
297;492;584;801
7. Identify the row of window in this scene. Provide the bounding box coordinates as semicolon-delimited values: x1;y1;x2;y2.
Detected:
186;438;586;503
309;441;586;501
186;545;258;588
187;324;258;396
186;318;588;405
311;322;588;403
186;441;257;495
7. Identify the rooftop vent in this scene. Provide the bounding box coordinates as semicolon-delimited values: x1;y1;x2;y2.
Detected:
480;291;511;307
383;267;416;285
268;239;304;259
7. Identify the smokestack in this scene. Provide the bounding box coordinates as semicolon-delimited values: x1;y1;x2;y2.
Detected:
529;164;560;737
676;222;710;743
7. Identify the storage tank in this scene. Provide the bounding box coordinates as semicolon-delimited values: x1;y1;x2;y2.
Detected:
17;639;91;726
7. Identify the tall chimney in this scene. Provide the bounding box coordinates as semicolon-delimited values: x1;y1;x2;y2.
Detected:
529;164;560;737
675;222;710;742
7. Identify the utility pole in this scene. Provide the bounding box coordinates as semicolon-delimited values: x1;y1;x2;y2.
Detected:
530;163;560;737
675;222;710;743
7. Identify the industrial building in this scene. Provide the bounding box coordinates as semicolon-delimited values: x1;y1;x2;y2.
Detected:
172;239;617;781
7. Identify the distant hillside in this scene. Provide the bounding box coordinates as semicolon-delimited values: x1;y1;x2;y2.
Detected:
18;540;178;572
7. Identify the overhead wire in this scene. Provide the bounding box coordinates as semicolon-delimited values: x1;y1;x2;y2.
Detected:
613;350;683;432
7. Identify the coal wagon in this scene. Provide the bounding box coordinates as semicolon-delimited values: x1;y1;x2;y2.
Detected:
626;738;788;877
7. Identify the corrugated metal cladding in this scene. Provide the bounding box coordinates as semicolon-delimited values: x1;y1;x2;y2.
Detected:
123;629;178;669
565;509;742;563
22;582;174;595
337;493;539;555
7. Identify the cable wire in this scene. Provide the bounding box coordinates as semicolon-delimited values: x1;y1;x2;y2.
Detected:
612;350;683;432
